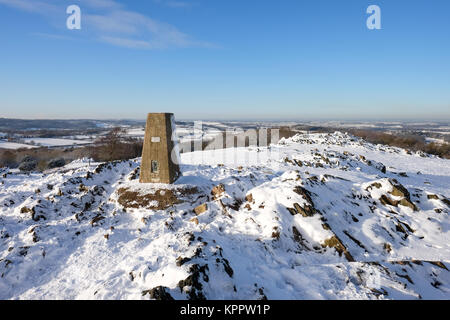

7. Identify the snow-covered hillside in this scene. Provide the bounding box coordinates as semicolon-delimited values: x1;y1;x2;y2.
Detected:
0;132;449;300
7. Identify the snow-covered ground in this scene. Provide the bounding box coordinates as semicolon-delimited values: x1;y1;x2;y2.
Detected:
0;132;449;300
22;138;93;147
0;138;93;150
0;141;37;150
425;137;447;145
125;124;236;144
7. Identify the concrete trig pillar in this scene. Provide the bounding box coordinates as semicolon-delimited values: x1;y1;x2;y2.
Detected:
140;113;181;184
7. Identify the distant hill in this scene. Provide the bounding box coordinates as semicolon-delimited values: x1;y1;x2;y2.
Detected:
0;118;145;131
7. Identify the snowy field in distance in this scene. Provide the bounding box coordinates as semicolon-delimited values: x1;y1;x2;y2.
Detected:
0;141;37;150
22;138;93;147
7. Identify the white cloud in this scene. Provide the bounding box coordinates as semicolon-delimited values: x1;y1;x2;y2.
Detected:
0;0;58;14
0;0;215;49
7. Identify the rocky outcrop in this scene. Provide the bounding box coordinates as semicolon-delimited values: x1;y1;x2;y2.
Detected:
211;184;225;200
142;286;174;300
288;186;316;217
177;264;209;300
322;235;354;262
369;179;418;211
194;203;208;215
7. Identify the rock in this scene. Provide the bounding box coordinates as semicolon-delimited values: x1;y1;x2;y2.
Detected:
293;186;314;205
292;226;307;248
211;184;225;199
388;179;410;199
293;159;303;167
380;179;419;211
142;286;174;300
176;256;192;267
399;198;418;211
442;198;450;207
271;230;280;240
380;195;399;207
322;236;354;262
427;194;439;200
47;158;65;169
194;203;207;215
177;264;208;300
20;206;33;214
427;261;448;271
90;214;105;226
31;208;45;222
293;202;315;217
190;217;199;224
245;193;254;203
370;182;382;189
287;207;297;216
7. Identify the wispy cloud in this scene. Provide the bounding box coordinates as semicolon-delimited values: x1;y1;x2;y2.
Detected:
0;0;58;14
0;0;215;49
100;36;156;49
80;0;122;9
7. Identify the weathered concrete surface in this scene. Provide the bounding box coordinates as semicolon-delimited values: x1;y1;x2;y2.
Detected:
140;113;181;184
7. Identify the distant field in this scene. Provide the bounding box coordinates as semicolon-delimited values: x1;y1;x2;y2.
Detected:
0;138;93;150
0;141;37;150
22;138;93;147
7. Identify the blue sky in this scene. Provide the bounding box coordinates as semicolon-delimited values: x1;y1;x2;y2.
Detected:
0;0;449;121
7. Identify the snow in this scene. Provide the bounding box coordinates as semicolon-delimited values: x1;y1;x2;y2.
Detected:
425;137;447;145
22;138;92;147
0;141;37;150
125;128;145;137
0;132;449;300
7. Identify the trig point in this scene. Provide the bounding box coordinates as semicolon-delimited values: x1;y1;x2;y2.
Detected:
140;113;181;184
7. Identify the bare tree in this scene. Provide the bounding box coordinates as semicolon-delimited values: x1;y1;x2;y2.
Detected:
90;127;143;162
